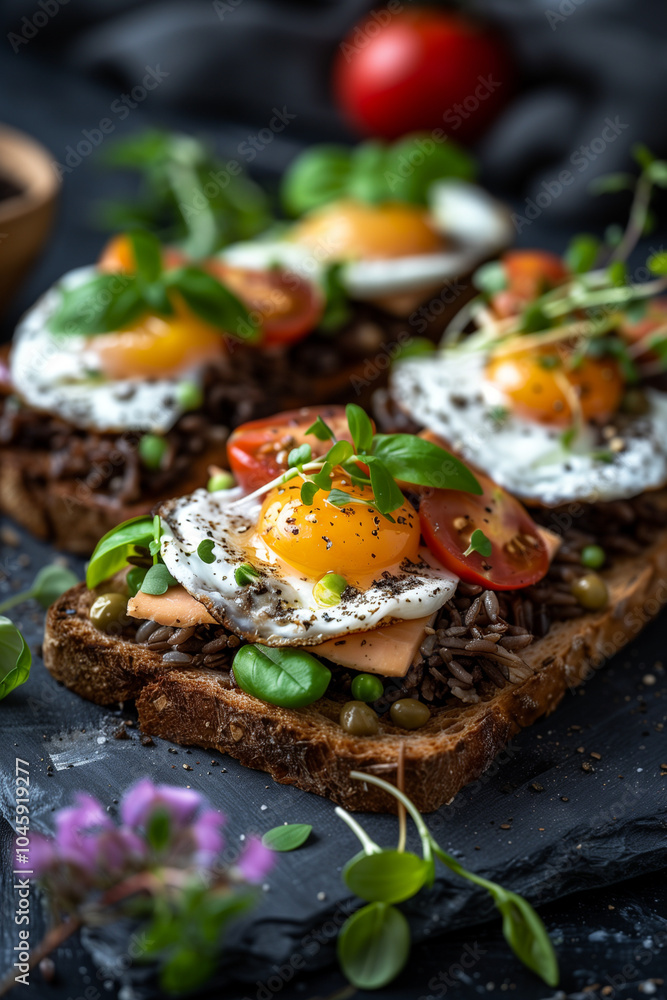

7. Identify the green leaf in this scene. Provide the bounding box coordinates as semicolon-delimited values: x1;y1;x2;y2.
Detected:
49;274;145;336
346;404;374;455
232;644;331;708
520;302;550;333
0;618;31;700
306;415;335;442
383;133;476;205
127;566;148;597
288;443;312;468
320;263;351;332
344;850;430;904
311;462;334;491
30;564;79;609
146;807;172;852
281;145;352;216
493;890;559;988
327;488;394;523
160;948;216;996
632;142;655;170
565;234;599;274
337;903;410;990
347;141;390;205
371;434;482;494
648;252;667;275
365;456;406;516
588;172;635;196
262;824;312;852
141;563;177;596
234;562;259;586
647;160;667;188
463;528;492;558
473;260;508;295
325;439;354;467
128;229;163;284
393;337;437;360
86;516;156;589
300;481;320;506
197;539;216;564
166;266;257;340
608;260;627;287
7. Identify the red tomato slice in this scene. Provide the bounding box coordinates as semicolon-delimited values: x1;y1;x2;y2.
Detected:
419;468;549;590
227;406;353;492
206;262;323;348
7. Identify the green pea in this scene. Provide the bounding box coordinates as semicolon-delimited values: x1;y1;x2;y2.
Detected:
138;434;167;471
581;544;605;570
207;471;235;492
89;593;129;633
176;380;204;411
571;572;608;611
351;673;384;703
390;698;430;730
339;701;379;737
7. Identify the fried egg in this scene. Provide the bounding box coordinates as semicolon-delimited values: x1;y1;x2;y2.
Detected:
10;267;218;434
158;479;458;645
391;350;667;506
220;181;512;304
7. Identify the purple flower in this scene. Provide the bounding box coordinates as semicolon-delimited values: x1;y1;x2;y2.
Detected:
28;833;56;877
192;809;225;865
237;837;274;884
55;793;113;870
121;778;203;830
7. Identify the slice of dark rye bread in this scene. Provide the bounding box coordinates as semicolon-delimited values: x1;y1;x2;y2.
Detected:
43;531;667;813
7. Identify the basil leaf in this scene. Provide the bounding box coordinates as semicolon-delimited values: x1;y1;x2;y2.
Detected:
337;903;410;990
262;824;312;852
166;266;257;340
565;234;599;274
86;516;156;590
140;564;177;596
365;456;406;516
464;528;492;558
281;145;352;216
384;134;476;205
0;617;31;700
325;439;354;467
320;263;351;332
232;644;331;708
128;229;163;283
50;274;145;336
197;539;216;564
371;435;482;494
347;141;389;205
306;415;335;442
345;404;373;455
288;443;312;468
343;850;430;904
493;889;559;988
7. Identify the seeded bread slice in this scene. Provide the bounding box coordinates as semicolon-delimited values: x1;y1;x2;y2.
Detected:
42;530;667;812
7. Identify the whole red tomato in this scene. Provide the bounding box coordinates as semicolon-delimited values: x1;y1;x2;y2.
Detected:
333;7;514;142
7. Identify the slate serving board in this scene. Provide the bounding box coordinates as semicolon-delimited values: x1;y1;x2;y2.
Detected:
1;520;666;1000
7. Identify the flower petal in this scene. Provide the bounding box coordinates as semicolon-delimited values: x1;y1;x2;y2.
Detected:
237;836;274;884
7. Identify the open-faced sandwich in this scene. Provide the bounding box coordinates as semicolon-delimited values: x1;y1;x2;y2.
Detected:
43;391;667;812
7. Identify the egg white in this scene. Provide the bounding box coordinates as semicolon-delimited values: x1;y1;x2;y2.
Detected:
10;267;206;434
158;486;458;645
219;181;513;303
391;351;667;506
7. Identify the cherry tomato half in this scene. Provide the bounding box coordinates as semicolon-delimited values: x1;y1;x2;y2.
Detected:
492;251;569;319
207;262;323;348
419;467;549;590
227;406;353;492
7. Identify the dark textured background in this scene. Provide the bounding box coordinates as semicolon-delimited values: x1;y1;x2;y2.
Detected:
2;3;667;997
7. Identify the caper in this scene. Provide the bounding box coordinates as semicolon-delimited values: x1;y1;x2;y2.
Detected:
580;544;605;570
89;593;130;633
571;572;608;611
339;701;379;737
351;673;384;703
390;698;431;730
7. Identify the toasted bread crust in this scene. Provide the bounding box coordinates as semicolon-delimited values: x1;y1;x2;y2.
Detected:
43;529;667;812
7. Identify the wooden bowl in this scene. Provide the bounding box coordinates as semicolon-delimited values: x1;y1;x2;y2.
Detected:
0;125;60;316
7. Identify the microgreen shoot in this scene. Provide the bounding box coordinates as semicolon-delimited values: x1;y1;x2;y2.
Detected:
335;772;559;990
463;529;492;558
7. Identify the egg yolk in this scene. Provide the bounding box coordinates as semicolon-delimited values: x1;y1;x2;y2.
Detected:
256;474;420;589
87;296;225;380
485;350;624;426
290;199;445;261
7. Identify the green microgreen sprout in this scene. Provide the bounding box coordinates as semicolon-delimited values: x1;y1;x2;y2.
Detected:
234;563;260;586
463;529;492;559
312;573;348;607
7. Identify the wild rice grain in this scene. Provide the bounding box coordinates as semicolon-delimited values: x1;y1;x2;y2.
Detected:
135;620;160;643
162;650;193;665
201;635;229;654
168;627;196;646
